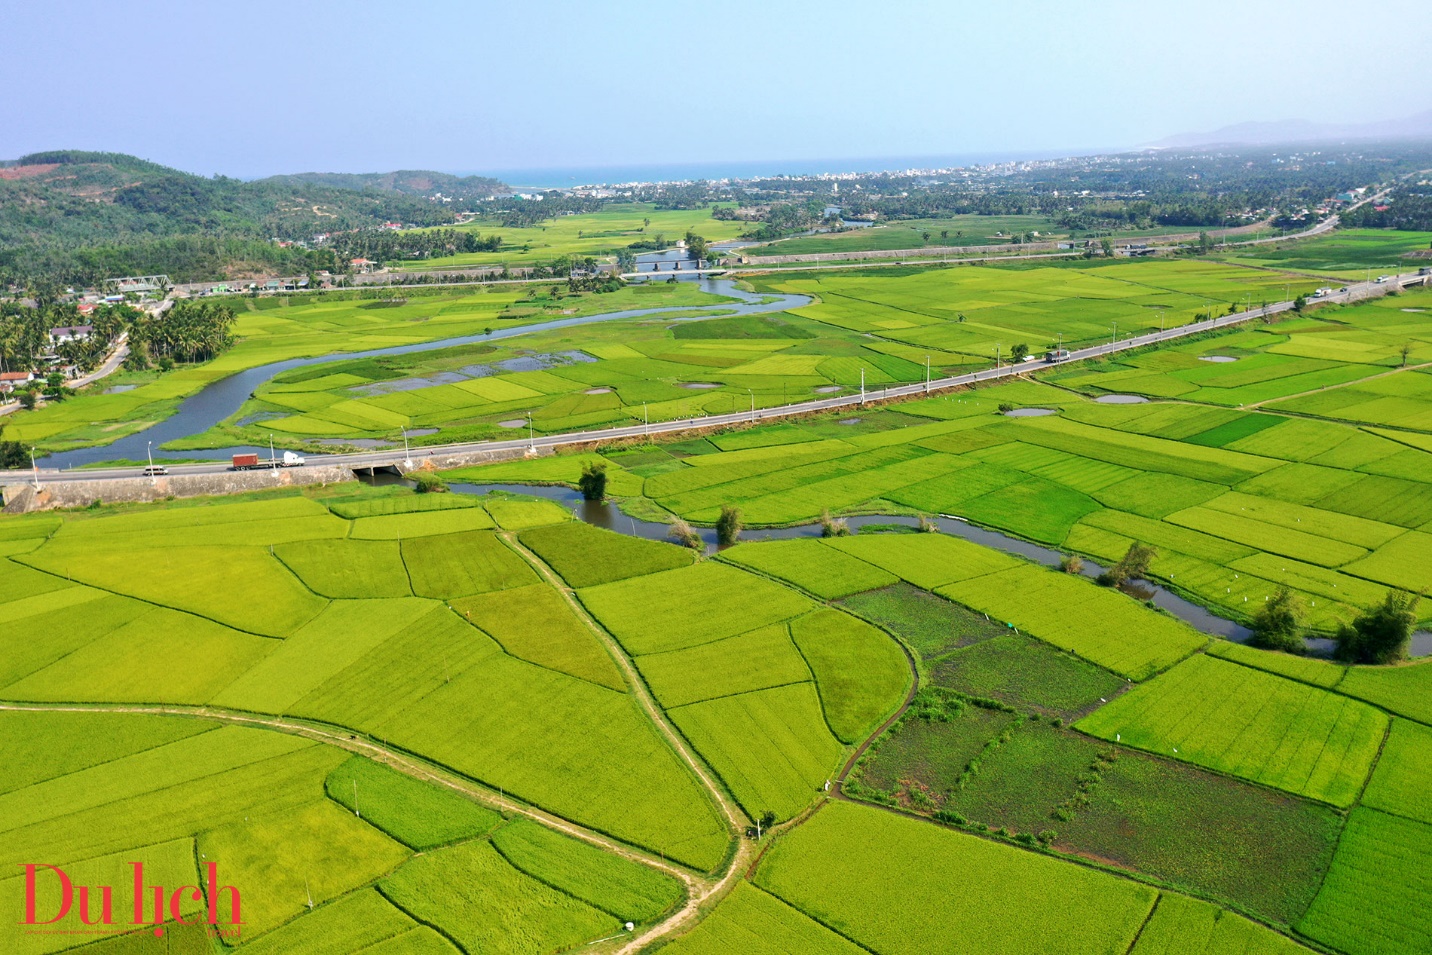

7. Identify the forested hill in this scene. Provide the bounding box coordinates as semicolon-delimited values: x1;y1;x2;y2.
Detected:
0;151;507;287
258;169;508;200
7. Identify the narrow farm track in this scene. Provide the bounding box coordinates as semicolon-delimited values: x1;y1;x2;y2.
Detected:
1245;357;1432;410
0;700;703;899
497;533;757;954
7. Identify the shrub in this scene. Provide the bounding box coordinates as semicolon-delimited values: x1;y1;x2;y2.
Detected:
716;505;742;546
918;514;939;533
1098;541;1157;587
412;472;448;494
1037;829;1058;845
998;403;1015;414
578;461;608;501
1060;554;1084;574
1335;590;1420;665
668;518;703;550
1251;586;1307;654
820;509;851;538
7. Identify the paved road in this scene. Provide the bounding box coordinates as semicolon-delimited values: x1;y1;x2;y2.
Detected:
26;269;1425;486
67;333;130;390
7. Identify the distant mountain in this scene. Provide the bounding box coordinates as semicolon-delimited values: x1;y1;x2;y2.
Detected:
1150;110;1432;149
259;170;508;200
0;151;496;285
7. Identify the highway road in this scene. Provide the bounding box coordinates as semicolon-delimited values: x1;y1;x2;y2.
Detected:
23;268;1426;487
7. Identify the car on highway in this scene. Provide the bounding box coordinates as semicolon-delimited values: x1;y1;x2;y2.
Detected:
142;465;168;476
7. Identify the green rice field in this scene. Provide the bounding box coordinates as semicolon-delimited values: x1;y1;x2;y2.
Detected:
4;245;1432;955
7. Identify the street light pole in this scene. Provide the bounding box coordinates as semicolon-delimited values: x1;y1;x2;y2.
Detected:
643;402;649;440
527;413;535;452
860;368;865;405
403;429;412;469
748;389;755;422
30;446;39;491
925;355;930;393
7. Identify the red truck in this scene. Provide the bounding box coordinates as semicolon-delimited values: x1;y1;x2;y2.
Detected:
230;451;306;471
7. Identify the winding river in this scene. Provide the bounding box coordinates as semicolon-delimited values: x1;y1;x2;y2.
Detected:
41;278;810;469
435;481;1432;659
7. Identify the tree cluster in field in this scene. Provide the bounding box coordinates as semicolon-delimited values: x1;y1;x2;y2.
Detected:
1250;585;1418;665
125;300;236;368
412;472;449;494
0;299;134;375
738;199;827;242
326;229;503;267
578;462;607;501
1097;541;1157;588
485;195;606;229
716;505;742;546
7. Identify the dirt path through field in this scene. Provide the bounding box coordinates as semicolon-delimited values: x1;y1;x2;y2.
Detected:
0;700;704;906
499;533;758;953
1246;357;1432;409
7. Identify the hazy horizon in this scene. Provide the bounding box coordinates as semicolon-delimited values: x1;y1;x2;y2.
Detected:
5;0;1430;180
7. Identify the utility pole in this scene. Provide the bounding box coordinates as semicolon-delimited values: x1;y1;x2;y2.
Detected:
30;446;40;491
1110;322;1117;351
353;780;360;818
749;389;755;422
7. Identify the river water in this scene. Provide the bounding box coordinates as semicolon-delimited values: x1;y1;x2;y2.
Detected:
447;480;1259;634
440;480;1432;658
41;278;809;469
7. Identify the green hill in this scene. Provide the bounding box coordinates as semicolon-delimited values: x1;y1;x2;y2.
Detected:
260;169;508;200
0;151;507;287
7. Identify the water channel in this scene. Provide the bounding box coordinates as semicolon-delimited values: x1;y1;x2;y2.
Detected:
40;278;810;469
434;480;1431;658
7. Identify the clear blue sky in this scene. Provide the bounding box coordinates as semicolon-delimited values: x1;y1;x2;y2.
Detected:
3;0;1428;178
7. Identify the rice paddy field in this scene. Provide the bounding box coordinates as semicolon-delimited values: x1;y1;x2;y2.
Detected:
428;282;1432;638
739;213;1068;256
138;255;1362;455
1213;228;1432;279
395;203;750;269
5;246;1432;954
2;280;734;452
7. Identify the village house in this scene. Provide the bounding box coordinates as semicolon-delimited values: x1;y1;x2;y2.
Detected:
49;325;94;345
0;371;35;395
